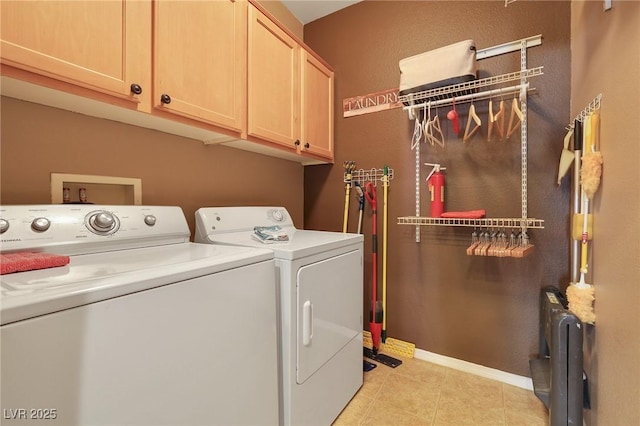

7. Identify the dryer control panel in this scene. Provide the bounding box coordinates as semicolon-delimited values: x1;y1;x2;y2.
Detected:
195;206;295;236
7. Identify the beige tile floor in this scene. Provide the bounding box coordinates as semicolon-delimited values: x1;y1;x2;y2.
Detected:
333;353;548;426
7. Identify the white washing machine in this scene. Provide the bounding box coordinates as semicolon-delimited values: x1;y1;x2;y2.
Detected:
0;205;279;426
195;207;364;426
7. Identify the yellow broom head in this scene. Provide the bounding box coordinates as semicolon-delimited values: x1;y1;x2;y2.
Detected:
566;284;596;324
581;151;603;199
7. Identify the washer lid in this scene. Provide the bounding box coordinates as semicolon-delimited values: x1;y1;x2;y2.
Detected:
0;243;273;325
208;229;363;260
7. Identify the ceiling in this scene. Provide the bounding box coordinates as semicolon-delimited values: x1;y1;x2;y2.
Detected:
280;0;362;25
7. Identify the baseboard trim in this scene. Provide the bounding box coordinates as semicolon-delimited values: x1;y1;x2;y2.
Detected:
413;348;533;390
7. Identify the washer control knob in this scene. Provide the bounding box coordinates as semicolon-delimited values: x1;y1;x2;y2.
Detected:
144;215;157;226
0;219;9;234
91;212;116;231
31;217;51;232
271;209;285;222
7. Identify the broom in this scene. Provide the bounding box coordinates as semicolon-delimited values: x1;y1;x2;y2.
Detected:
581;110;603;199
382;166;389;343
342;161;356;233
380;165;416;358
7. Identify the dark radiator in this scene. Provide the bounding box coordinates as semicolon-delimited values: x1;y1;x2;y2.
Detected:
529;286;586;426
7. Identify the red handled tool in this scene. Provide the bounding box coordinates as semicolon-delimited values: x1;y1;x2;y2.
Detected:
365;182;382;355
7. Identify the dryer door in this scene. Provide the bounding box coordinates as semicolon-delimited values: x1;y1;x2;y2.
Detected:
296;249;362;384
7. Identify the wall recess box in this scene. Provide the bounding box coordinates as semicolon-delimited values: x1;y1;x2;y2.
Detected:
51;173;142;205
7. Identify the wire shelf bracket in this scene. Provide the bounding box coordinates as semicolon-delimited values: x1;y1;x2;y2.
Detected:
397;216;545;229
476;34;541;60
344;168;394;186
401;68;543;116
566;94;603;130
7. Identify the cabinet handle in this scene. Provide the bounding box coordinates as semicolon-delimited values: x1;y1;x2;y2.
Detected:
160;94;172;104
294;139;300;146
130;83;142;95
304;142;310;149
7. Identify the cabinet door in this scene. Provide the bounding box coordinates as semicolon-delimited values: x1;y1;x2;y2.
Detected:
153;0;246;132
0;0;148;104
247;5;299;151
301;51;334;161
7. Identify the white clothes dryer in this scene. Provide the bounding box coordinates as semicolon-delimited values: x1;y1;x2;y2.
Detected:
1;205;279;426
195;206;364;426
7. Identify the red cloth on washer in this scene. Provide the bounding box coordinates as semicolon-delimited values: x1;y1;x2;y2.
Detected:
0;252;70;275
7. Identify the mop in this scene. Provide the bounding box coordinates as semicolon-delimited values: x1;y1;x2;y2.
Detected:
566;115;597;324
354;181;377;372
362;181;402;368
581;110;603;199
566;194;596;324
380;165;416;358
342;161;356;233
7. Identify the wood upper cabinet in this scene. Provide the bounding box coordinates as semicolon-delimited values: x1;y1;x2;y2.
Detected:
1;0;332;164
0;0;149;107
301;51;334;160
247;4;334;162
153;0;246;133
247;4;300;152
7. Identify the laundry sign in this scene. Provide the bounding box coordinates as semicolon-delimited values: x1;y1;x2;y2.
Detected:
342;88;402;117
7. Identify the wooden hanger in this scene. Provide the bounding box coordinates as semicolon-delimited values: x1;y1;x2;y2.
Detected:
463;103;482;143
487;230;500;257
502;231;518;257
495;230;508;257
510;232;535;258
466;230;481;256
487;99;495;141
487;99;505;141
474;231;490;256
495;99;506;140
506;97;523;139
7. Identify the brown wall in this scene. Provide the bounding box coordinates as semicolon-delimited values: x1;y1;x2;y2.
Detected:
571;1;640;424
0;97;304;234
256;0;303;39
304;1;572;376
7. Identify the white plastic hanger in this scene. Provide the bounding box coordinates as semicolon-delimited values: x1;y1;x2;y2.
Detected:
410;107;423;150
428;112;445;148
422;102;432;145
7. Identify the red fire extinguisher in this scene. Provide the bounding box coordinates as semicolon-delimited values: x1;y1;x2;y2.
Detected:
425;163;446;218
